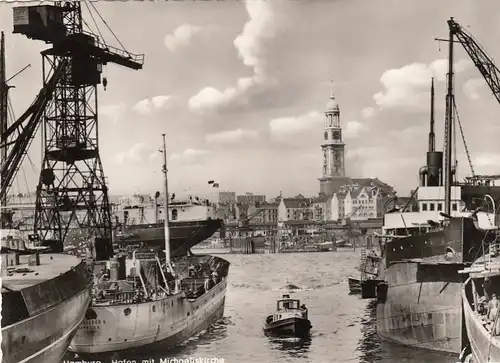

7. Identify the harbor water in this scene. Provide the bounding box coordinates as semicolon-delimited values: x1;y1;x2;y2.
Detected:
62;250;458;363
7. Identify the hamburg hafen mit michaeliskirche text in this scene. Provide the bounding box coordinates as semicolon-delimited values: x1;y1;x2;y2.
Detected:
61;357;225;363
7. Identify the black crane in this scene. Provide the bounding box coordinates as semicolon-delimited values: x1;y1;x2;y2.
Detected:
5;2;144;258
436;18;500;212
447;18;500;106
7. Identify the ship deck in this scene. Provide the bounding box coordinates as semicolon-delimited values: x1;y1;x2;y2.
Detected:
1;253;84;292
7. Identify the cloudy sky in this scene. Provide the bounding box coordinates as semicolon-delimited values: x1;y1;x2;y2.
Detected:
2;0;500;199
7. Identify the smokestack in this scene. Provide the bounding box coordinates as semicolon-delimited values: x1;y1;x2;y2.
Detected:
425;77;443;187
429;77;435;152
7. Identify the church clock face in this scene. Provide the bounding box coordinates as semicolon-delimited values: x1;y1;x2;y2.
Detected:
332;130;341;140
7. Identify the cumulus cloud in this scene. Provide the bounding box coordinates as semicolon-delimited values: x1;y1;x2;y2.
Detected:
361;107;375;119
205;128;259;145
188;86;244;112
474;152;500;167
346;146;384;160
170;148;209;165
100;103;126;123
189;1;279;113
268;111;367;141
345;145;421;184
344;120;368;138
132;95;172;115
269;111;322;137
373;58;471;111
463;78;485;100
115;143;153;164
164;24;202;52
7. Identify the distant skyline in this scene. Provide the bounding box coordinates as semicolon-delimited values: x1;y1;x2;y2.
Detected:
2;0;500;198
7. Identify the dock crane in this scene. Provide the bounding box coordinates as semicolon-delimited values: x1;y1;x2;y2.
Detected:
2;2;144;258
238;207;266;230
447;18;500;106
442;18;500;213
342;204;368;242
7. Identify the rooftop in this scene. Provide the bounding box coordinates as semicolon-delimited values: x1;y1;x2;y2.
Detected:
281;198;312;208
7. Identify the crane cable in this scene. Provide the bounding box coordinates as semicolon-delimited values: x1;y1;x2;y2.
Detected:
85;0;131;57
453;97;475;177
82;2;105;45
6;93;36;207
83;0;107;46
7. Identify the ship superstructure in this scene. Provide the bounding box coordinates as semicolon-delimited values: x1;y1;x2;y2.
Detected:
70;134;230;357
374;18;500;354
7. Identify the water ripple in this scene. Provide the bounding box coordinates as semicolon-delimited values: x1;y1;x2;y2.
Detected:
62;251;459;363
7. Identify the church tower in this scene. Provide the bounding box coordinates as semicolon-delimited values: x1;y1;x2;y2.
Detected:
318;85;348;196
321;88;345;178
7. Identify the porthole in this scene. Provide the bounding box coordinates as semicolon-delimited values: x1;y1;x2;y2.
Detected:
85;308;97;320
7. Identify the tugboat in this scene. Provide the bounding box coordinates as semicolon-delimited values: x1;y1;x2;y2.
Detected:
264;294;312;338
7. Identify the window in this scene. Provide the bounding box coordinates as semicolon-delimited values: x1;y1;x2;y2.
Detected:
452;203;458;211
437;203;442;211
430;203;435;211
421;203;428;211
172;209;178;220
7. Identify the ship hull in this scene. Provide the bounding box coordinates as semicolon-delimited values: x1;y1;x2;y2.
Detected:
114;219;222;257
348;277;361;294
462;278;500;363
1;262;92;363
376;217;485;354
70;278;227;356
376;263;461;353
264;317;311;338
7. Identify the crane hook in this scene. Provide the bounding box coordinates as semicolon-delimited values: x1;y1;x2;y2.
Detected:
103;77;108;91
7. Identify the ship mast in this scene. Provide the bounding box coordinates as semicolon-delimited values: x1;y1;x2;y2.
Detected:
1;31;7;213
161;133;171;263
429;77;435;153
444;18;455;216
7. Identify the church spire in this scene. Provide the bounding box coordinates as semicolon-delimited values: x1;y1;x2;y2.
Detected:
326;80;339;113
321;82;345;179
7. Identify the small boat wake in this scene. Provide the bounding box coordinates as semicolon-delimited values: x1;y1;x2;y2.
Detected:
274;279;311;292
284;282;301;290
266;335;312;357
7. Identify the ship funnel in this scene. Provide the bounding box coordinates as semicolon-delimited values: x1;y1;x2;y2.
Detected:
420;78;443;187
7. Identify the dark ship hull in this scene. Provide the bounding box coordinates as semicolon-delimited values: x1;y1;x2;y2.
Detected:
376;217;486;353
264;317;312;338
348;277;361;294
114;218;223;257
1;253;92;363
